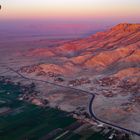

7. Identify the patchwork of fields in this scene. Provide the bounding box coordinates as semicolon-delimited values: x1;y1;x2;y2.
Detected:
0;78;106;140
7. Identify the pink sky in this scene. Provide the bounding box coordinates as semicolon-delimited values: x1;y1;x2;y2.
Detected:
1;0;140;22
0;0;139;39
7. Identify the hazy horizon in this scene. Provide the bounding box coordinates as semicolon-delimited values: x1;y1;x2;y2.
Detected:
1;19;139;40
1;0;140;39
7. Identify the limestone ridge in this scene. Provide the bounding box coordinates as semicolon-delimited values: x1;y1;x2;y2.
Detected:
111;23;140;32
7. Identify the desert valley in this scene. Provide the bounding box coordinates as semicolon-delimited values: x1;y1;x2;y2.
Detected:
0;22;140;140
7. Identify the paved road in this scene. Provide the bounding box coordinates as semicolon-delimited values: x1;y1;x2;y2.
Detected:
2;66;140;137
89;95;140;136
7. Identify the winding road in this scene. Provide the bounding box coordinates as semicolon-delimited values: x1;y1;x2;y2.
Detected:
89;95;140;136
2;66;140;137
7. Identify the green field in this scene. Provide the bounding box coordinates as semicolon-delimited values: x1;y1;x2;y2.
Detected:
0;80;78;140
0;78;108;140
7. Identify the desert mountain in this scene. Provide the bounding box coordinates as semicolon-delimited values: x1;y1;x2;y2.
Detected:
21;23;140;81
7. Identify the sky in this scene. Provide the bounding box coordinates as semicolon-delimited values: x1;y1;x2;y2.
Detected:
0;0;140;39
1;0;140;21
